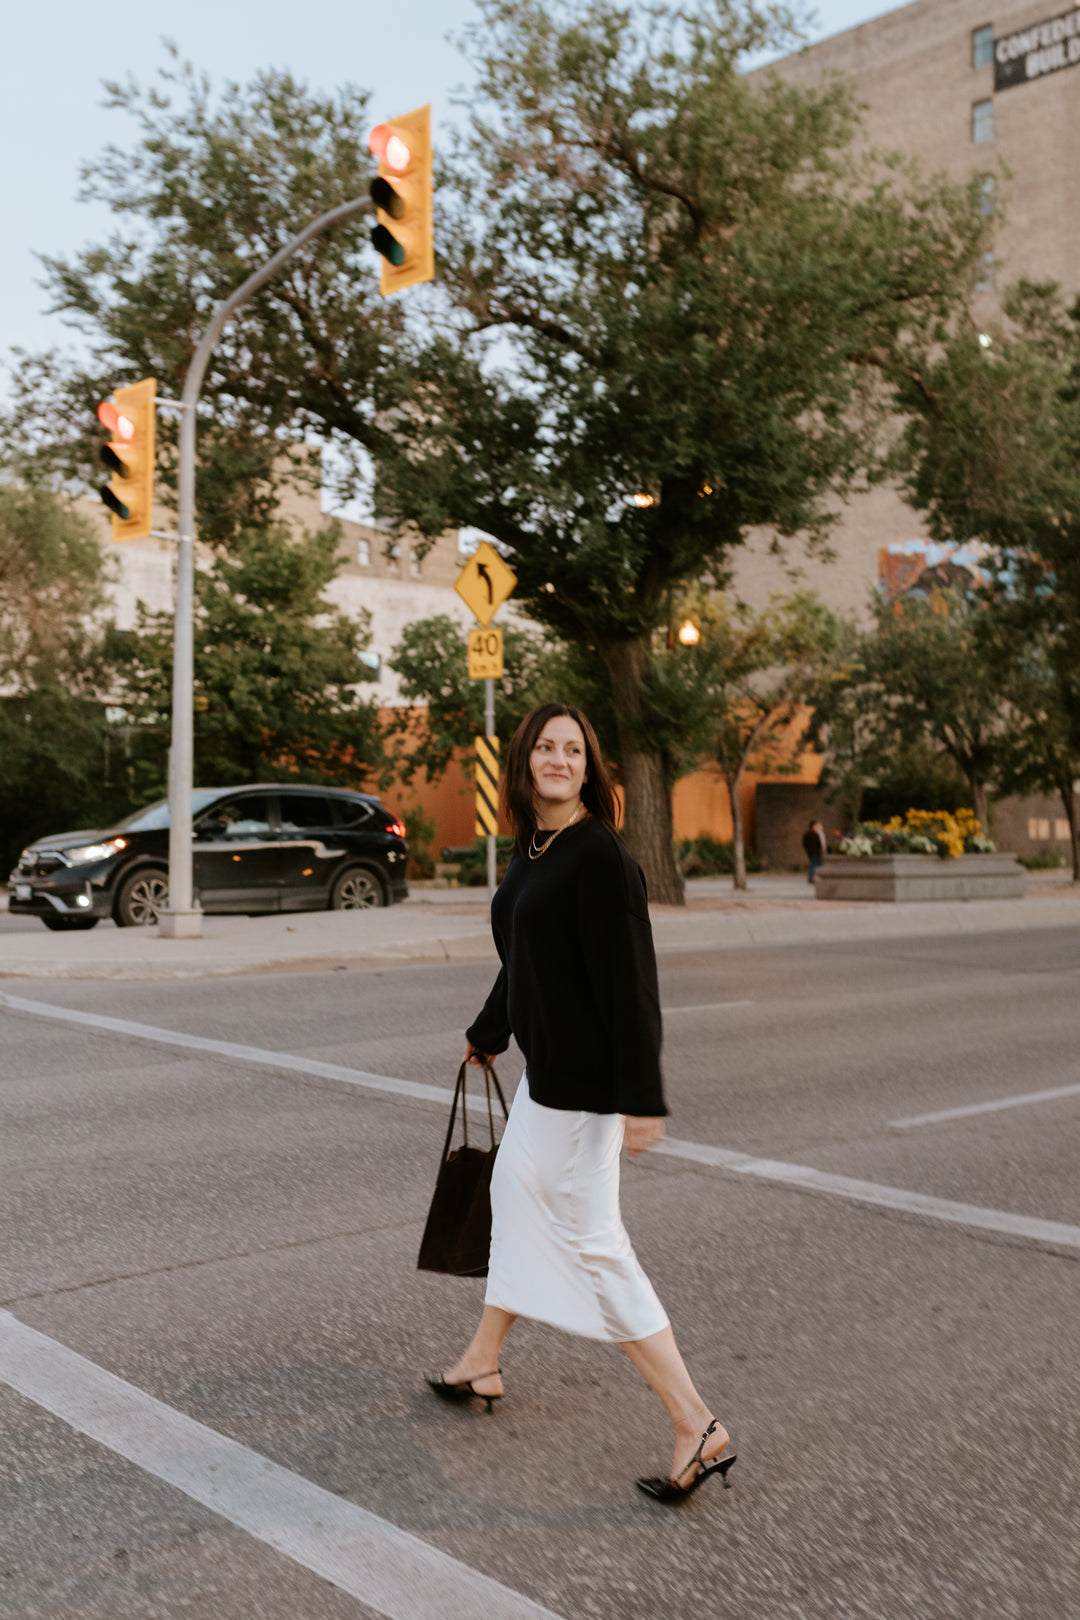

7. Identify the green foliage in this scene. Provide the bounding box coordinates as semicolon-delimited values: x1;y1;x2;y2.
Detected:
386;612;615;781
453;834;517;886
812;586;1002;826
0;487;131;871
113;520;383;788
1017;850;1066;870
677;834;763;877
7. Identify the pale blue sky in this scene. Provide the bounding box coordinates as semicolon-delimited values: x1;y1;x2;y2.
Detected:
4;0;906;369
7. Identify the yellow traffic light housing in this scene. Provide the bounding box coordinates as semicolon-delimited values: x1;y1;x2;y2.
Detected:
97;377;156;541
368;104;434;296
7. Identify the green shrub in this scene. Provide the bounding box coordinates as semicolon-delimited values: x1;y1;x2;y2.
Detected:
677;835;762;876
1017;850;1065;870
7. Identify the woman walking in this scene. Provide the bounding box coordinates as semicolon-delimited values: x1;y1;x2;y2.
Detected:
427;702;735;1502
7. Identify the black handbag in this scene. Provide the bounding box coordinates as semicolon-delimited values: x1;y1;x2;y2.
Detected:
417;1060;509;1278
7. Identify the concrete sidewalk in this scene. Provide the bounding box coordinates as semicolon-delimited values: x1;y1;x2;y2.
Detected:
1;872;1077;980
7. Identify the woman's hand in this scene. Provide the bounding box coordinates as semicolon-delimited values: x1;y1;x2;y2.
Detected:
624;1116;665;1157
463;1038;487;1069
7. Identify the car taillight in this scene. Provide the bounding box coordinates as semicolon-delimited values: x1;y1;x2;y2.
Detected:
387;817;406;839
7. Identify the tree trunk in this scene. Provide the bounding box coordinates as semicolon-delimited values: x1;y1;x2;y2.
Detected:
725;768;747;891
600;634;685;906
1060;783;1080;884
971;779;990;831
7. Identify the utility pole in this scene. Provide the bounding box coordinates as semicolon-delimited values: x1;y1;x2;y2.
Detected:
484;675;497;899
159;195;374;938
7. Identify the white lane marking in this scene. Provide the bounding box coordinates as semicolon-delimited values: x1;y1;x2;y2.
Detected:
5;992;1080;1255
891;1081;1080;1130
663;1000;755;1014
0;1311;563;1620
0;991;454;1107
654;1138;1080;1252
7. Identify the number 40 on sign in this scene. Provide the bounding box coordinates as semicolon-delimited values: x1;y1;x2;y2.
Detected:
468;626;504;680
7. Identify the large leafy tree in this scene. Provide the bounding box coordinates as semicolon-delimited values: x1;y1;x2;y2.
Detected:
372;0;992;898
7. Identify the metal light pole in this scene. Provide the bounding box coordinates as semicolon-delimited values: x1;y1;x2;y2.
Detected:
159;195;374;938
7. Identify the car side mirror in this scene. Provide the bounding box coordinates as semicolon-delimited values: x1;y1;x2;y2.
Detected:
197;817;227;838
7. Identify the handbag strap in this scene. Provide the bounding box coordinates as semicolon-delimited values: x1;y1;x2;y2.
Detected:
439;1060;509;1164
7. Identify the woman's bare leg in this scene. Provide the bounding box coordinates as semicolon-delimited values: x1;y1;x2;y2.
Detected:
622;1325;729;1483
442;1305;517;1397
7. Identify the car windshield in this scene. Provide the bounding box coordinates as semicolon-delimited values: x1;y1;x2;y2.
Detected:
115;790;223;833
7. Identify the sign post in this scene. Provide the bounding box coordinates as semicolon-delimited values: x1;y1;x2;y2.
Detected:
454;541;517;902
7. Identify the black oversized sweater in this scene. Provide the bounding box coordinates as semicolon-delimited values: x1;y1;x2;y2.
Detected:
465;817;667;1117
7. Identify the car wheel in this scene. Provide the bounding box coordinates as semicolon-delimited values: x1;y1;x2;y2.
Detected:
329;866;385;910
41;915;100;931
114;868;169;927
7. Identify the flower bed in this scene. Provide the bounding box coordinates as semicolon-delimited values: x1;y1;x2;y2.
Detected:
838;808;996;861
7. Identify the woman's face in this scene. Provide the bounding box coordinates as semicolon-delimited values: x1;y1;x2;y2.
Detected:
529;716;588;808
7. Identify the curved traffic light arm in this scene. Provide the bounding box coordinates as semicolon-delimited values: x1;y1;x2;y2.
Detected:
164;194;374;937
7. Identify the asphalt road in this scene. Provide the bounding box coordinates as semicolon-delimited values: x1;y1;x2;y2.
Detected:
2;929;1079;1619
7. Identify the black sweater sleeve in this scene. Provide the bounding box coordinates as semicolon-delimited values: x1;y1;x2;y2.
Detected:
466;963;512;1056
576;836;667;1117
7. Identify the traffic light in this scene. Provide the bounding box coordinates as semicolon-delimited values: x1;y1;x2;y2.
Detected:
97;377;156;541
367;104;434;296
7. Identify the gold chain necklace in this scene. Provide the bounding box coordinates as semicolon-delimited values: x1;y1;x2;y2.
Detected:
528;803;584;860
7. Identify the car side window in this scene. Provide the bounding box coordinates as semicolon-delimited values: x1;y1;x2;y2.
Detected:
277;794;337;832
334;797;374;828
197;795;273;839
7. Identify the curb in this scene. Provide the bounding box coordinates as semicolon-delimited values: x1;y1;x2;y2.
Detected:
1;895;1077;980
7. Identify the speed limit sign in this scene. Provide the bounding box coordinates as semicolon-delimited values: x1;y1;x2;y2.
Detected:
467;626;504;679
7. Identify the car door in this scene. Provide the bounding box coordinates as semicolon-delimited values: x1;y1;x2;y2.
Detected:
274;792;347;910
192;792;282;912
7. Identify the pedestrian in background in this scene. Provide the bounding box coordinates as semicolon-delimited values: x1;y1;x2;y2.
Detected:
426;702;736;1502
803;818;827;885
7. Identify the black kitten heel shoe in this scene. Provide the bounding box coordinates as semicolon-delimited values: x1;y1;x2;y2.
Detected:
425;1370;503;1414
636;1419;737;1503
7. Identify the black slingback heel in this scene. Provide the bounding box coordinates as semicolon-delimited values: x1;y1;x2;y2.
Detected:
636;1419;737;1503
425;1370;503;1414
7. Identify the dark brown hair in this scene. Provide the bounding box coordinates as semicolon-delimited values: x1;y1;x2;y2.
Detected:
503;703;619;854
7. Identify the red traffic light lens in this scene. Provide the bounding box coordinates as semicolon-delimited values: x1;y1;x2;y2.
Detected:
97;400;135;441
368;123;410;172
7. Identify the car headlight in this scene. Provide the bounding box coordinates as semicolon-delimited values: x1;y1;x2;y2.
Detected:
65;837;128;865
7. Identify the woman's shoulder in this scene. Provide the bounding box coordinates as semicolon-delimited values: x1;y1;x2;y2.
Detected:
574;820;649;902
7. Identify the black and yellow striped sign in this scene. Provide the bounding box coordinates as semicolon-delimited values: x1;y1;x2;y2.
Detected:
475;734;500;836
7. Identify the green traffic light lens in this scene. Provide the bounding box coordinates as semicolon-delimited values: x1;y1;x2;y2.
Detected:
370;224;406;267
99;486;131;521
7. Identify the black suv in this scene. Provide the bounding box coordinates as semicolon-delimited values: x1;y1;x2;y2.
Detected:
8;784;409;930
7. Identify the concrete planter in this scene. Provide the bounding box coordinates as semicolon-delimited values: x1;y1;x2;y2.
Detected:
814;852;1025;902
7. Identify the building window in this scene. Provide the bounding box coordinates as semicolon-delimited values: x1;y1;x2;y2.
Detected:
1028;818;1051;841
976;251;995;292
972;99;994;143
972;24;994;68
357;539;370;566
1055;820;1071;841
979;174;995;216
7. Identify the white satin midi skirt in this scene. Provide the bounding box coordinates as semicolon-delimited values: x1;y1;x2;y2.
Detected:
484;1076;670;1343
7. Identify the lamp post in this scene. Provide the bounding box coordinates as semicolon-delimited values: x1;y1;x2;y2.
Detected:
159;195;374;938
